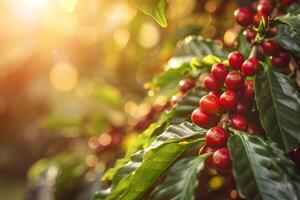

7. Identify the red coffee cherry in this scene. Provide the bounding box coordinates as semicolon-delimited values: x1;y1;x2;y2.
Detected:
203;74;221;91
224;71;245;91
280;0;295;6
208;91;221;99
253;12;268;28
261;40;281;56
241;57;261;76
179;79;195;93
191;107;217;128
243;80;254;98
205;127;229;148
228;51;244;69
199;145;216;168
257;0;272;15
219;90;238;111
235;98;250;114
211;63;229;82
212;148;232;172
244;28;257;43
231;114;248;131
234;7;254;27
271;51;290;68
199;94;221;115
247;123;263;135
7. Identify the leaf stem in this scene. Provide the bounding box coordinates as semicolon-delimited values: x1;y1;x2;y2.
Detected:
249;45;259;59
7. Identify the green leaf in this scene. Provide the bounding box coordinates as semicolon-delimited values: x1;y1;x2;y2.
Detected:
105;122;206;200
153;62;192;88
275;24;300;57
170;87;207;124
229;130;300;200
237;30;251;57
175;36;228;59
132;0;167;27
254;63;300;152
150;154;210;200
276;11;300;34
288;3;300;15
111;122;206;186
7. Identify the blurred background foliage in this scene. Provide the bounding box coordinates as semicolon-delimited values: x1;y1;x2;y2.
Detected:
0;0;250;199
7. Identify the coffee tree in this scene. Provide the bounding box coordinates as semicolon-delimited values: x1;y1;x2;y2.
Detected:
95;0;300;199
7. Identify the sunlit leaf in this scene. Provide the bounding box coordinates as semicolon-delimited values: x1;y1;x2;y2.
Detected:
254;63;300;151
229;129;300;200
132;0;167;27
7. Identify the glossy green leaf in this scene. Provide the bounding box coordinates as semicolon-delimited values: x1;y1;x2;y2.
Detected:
254;63;300;151
275;24;300;57
132;0;167;27
229;130;300;200
111;122;206;186
150;154;210;200
175;36;228;59
153;62;193;88
170;87;207;124
105;122;206;200
276;11;300;34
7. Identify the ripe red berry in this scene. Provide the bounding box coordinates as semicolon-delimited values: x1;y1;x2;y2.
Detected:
253;13;268;28
199;94;221;115
271;51;290;68
261;40;281;56
280;0;295;6
208;91;221;99
234;7;253;27
212;148;232;171
199;145;216;168
224;71;245;91
241;57;261;76
243;80;254;98
247;123;262;135
228;51;244;69
235;99;250;114
205;127;228;148
244;28;257;43
231;114;248;131
211;63;229;82
179;79;195;93
219;90;238;111
256;0;272;15
203;74;221;91
191;107;217;128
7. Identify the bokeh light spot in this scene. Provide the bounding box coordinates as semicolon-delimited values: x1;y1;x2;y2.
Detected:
138;22;160;48
113;28;130;50
224;29;236;46
88;137;100;149
49;61;79;92
85;154;98;167
99;133;112;146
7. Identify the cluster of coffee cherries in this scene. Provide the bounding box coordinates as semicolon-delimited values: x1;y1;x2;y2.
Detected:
192;51;262;134
235;0;296;69
190;51;265;199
